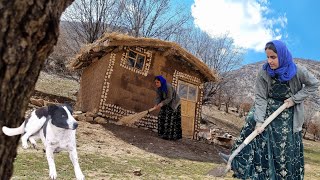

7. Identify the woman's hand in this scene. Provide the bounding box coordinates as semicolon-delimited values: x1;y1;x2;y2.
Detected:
284;98;295;108
255;122;264;134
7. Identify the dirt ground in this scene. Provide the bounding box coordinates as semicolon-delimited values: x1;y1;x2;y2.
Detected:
77;120;230;164
27;90;244;165
27;87;245;172
32;72;243;164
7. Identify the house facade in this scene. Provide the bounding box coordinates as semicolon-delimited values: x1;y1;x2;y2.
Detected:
70;33;218;139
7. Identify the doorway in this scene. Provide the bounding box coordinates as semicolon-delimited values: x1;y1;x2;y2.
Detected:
177;80;198;138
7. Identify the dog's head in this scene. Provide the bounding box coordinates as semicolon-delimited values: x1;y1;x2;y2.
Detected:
48;104;78;130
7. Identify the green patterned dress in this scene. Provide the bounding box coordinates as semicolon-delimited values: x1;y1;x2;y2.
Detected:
231;78;304;179
158;105;182;140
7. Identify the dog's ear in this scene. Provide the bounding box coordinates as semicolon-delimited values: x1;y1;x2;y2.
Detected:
64;103;73;114
48;104;59;115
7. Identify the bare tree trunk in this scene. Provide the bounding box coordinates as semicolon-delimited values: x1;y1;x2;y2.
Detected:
225;100;229;113
217;91;222;111
303;125;308;138
0;0;74;178
303;121;312;138
239;111;243;118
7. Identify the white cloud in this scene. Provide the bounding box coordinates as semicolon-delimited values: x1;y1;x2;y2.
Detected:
191;0;287;52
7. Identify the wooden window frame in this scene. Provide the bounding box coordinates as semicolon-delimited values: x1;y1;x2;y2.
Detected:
120;46;152;76
177;81;198;103
126;49;146;70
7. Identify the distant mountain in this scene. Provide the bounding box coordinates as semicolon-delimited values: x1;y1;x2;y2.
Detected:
230;58;320;106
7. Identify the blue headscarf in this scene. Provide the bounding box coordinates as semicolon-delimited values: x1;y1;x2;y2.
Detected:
263;40;297;82
155;75;168;94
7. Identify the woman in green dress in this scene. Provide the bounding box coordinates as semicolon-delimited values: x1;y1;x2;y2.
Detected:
220;40;319;179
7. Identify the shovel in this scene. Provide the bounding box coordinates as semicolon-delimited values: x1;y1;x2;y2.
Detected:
207;103;288;177
117;107;157;125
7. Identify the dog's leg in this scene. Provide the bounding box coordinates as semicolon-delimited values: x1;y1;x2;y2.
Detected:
21;133;32;149
21;132;39;149
46;148;57;180
29;134;40;150
22;116;46;149
69;149;85;180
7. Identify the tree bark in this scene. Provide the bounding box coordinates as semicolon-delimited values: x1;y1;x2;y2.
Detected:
0;0;74;178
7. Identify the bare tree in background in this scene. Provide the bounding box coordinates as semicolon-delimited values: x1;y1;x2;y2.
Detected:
118;0;191;39
176;30;243;74
49;0;122;79
0;0;74;178
202;35;243;106
308;121;320;141
56;0;190;79
303;101;318;138
221;74;240;113
44;29;81;80
62;0;190;47
62;0;121;50
175;29;244;106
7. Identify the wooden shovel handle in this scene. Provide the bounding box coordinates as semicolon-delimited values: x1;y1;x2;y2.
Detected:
225;102;288;173
243;103;287;144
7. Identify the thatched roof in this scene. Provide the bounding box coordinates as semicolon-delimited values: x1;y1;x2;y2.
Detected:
69;33;218;82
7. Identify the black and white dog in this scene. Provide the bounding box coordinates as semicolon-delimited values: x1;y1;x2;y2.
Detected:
2;104;84;180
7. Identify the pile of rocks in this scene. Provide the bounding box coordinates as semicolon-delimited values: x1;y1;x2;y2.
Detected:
197;127;234;148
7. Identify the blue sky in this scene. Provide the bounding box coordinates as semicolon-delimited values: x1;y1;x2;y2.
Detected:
181;0;320;64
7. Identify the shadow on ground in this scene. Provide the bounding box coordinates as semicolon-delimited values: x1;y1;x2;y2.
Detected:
97;122;229;163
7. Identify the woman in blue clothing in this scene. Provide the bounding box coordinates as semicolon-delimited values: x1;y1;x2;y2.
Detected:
220;40;319;179
154;75;182;140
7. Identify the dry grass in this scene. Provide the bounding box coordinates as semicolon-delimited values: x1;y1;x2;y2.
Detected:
304;140;320;179
35;72;79;100
12;121;233;180
202;105;245;128
12;120;320;180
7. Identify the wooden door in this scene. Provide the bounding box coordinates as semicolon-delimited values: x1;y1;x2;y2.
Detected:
177;81;198;138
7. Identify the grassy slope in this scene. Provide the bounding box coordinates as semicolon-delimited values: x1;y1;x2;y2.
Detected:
13;152;224;180
304;140;320;179
35;72;79;101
